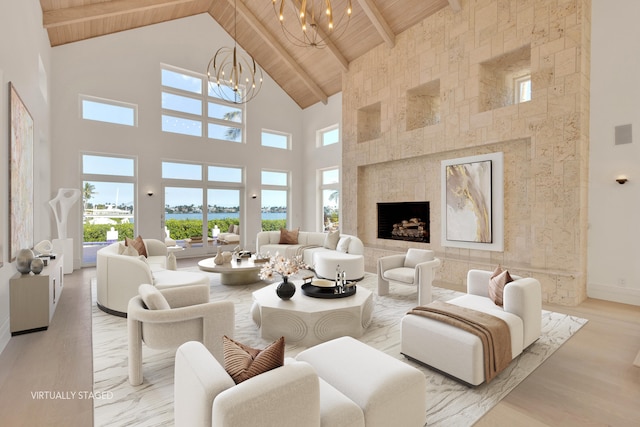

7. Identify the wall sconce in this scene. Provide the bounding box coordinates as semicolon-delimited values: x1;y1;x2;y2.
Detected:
251;194;257;199
615;176;628;185
147;190;154;196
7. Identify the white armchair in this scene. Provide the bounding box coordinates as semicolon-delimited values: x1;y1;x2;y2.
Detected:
377;249;441;305
174;337;426;427
127;284;234;386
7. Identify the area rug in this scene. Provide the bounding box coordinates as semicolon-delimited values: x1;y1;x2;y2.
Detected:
92;271;587;427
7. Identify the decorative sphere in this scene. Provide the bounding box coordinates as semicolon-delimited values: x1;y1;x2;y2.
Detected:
30;258;44;275
276;277;296;300
16;249;35;274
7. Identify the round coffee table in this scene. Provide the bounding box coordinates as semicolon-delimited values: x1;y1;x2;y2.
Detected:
198;257;263;285
250;281;374;346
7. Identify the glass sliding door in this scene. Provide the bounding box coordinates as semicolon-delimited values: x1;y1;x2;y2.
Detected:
207;188;240;242
164;186;205;249
82;154;135;266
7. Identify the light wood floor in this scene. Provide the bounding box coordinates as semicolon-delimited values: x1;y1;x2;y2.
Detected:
0;263;638;426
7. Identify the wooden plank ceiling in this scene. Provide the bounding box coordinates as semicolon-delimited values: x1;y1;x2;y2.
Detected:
40;0;457;108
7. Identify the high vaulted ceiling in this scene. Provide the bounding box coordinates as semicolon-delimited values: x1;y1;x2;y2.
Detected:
40;0;460;108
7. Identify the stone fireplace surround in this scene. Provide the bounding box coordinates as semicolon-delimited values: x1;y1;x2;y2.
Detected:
338;0;590;306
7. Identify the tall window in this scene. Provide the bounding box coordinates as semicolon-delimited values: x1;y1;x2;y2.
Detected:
261;130;290;149
80;95;137;127
320;168;340;231
261;170;289;230
81;154;136;266
317;124;339;146
161;64;244;142
162;161;244;251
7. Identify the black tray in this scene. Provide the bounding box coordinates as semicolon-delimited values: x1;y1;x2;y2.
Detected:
301;283;356;299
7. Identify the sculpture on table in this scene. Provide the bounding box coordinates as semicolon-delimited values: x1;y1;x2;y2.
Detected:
49;188;81;239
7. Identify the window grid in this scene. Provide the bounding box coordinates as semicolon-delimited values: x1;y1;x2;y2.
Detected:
80;95;137;127
261;129;291;150
161;64;244;142
319;167;340;232
317;124;340;147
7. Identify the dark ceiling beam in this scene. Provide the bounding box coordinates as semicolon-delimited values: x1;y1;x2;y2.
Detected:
43;0;199;28
357;0;395;48
226;0;328;105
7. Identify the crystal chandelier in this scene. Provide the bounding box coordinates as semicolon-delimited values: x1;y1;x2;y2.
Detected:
207;0;263;104
273;0;352;48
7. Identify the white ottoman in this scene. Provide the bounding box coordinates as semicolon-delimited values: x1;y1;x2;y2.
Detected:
314;252;365;281
296;336;427;427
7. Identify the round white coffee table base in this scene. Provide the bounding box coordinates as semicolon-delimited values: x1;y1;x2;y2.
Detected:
251;282;374;346
198;258;262;285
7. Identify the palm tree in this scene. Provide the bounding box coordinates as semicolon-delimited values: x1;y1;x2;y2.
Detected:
223;110;242;141
83;182;97;211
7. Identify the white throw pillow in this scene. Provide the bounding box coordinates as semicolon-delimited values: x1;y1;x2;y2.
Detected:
118;243;139;257
138;284;170;310
336;237;351;253
323;230;340;250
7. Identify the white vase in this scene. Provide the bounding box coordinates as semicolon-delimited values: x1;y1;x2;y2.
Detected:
213;248;224;265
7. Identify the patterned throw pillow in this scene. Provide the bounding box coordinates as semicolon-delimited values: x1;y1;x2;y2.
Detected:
279;228;300;244
223;336;285;384
126;235;148;258
488;265;513;307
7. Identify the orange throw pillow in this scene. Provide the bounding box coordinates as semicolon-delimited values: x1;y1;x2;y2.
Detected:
125;235;148;258
279;228;300;244
223;336;284;384
488;265;513;306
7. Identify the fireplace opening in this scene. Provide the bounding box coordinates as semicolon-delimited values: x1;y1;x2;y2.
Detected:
377;201;430;243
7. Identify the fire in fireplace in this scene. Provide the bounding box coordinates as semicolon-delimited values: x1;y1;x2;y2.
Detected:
377;202;430;243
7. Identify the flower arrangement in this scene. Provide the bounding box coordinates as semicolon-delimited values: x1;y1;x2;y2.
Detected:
259;253;307;281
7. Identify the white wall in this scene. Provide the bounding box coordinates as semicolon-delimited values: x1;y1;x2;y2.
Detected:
0;0;52;353
588;0;640;305
50;14;309;258
301;93;342;231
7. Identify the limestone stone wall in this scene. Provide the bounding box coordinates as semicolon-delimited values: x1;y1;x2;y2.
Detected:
341;0;591;305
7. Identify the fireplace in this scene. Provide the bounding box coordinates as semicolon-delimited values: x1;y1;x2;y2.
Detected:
377;202;430;243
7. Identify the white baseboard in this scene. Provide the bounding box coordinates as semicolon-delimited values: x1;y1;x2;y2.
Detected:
588;284;640;306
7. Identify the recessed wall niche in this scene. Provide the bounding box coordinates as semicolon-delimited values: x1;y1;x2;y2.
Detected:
357;102;381;143
406;79;440;131
479;45;531;112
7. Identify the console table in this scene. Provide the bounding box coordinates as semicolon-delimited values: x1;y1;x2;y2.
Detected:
9;256;64;335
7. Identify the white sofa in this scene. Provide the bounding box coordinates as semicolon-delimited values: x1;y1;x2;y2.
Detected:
174;336;427;427
401;269;542;385
96;239;209;316
256;231;365;280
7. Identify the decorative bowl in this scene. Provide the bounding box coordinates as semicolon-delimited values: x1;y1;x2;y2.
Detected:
312;279;335;288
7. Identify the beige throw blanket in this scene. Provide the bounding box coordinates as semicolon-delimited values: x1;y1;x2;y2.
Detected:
409;301;512;383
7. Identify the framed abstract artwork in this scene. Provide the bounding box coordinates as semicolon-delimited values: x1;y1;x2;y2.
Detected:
9;82;34;260
441;152;504;251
